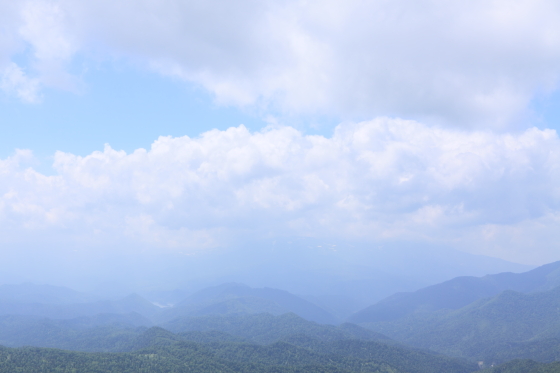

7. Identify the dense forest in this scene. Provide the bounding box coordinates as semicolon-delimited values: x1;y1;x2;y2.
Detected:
0;326;476;373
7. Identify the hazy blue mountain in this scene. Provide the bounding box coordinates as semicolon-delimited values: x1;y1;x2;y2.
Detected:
363;285;560;363
135;239;532;320
161;283;338;324
0;283;97;304
349;260;560;323
60;312;153;329
162;312;392;345
178;330;249;344
0;293;161;320
481;359;560;373
0;314;146;351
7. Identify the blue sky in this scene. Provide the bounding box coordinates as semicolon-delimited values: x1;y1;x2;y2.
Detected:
2;0;560;279
0;64;266;159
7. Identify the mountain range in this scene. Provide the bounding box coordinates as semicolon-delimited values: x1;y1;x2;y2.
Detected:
348;261;560;365
1;259;560;371
349;260;560;323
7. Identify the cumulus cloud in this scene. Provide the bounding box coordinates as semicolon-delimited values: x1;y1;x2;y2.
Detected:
2;0;560;125
0;0;78;100
1;120;559;264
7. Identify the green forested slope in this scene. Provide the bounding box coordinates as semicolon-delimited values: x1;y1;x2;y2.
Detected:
0;314;476;373
281;335;475;373
0;343;356;373
164;312;392;344
363;286;560;363
0;333;478;373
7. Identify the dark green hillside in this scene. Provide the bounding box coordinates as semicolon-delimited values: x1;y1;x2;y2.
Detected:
162;283;338;324
350;261;560;323
130;326;476;373
0;344;312;373
0;330;478;373
282;336;476;373
163;312;392;344
0;341;394;373
0;311;479;373
364;285;560;363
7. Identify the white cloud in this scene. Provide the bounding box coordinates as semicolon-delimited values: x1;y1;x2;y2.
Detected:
18;0;78;90
1;63;41;102
2;0;560;124
1;120;560;264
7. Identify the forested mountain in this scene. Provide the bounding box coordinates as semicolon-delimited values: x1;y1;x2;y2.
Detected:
0;325;478;373
0;311;388;351
0;282;340;326
2;260;560;372
362;285;560;364
159;283;339;324
207;242;532;319
349;261;560;323
163;313;392;345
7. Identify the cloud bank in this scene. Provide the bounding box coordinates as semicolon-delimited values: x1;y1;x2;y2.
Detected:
2;0;560;126
1;119;560;264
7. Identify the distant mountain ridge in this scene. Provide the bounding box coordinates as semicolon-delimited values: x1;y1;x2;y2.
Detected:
0;283;97;304
161;283;339;324
349;260;560;324
371;285;560;350
162;313;392;345
0;282;341;326
0;311;394;354
0;292;161;320
354;263;560;364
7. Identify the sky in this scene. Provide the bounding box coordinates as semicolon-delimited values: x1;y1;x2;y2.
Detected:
1;0;560;286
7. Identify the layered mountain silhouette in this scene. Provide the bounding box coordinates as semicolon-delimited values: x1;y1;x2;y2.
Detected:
162;312;391;345
349;260;560;323
160;283;338;324
350;261;560;364
0;283;97;304
0;292;161;320
3;260;560;369
364;285;560;363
